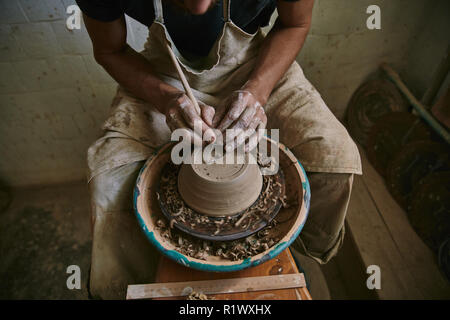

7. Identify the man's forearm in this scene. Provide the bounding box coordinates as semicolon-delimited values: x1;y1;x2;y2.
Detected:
83;13;182;114
95;46;181;113
243;21;310;105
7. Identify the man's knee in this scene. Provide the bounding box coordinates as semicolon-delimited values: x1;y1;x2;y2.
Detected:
290;122;360;174
89;161;145;213
294;172;353;264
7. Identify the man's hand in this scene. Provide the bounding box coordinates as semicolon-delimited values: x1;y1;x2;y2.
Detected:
209;0;314;153
82;13;216;146
212;90;267;152
165;92;216;145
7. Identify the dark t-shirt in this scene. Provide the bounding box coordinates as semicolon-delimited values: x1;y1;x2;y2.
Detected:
76;0;278;57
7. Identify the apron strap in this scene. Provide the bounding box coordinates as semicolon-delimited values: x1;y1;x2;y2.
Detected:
223;0;231;22
153;0;164;23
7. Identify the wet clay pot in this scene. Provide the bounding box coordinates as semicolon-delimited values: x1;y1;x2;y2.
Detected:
177;160;263;217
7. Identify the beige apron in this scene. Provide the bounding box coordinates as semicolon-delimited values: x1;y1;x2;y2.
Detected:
87;0;362;299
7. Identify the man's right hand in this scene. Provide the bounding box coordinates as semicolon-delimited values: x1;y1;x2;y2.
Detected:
164;92;216;145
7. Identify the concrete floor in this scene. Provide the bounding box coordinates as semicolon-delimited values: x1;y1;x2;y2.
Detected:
0;182;92;299
0;181;351;300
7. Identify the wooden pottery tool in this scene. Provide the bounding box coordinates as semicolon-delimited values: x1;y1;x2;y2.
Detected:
165;41;201;115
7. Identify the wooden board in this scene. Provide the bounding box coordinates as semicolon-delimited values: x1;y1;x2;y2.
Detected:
358;146;450;298
347;174;423;299
344;144;450;299
332;224;378;300
127;274;306;299
152;249;312;300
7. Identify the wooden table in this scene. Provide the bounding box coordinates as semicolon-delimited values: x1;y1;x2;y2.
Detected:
153;248;311;300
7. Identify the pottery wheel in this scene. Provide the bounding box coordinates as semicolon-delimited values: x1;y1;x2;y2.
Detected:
156;163;286;241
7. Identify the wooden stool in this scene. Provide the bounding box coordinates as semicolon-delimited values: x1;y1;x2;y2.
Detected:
153;248;311;300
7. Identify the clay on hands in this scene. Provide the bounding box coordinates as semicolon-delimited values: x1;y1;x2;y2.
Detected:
212;90;267;153
164;92;216;145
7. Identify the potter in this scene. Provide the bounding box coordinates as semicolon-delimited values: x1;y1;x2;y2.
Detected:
81;0;361;298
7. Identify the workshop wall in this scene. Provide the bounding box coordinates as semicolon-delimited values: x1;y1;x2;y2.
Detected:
0;0;147;186
0;0;448;187
399;0;450;102
297;0;449;119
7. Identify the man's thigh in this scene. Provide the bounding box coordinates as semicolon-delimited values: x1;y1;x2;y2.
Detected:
89;161;160;299
86;88;170;299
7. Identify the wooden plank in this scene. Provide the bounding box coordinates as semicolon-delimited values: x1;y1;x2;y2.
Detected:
127;274;306;299
346;174;425;299
358;146;450;299
333;224;378;299
152;249;312;300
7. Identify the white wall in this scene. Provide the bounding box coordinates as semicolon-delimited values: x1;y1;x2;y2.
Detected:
0;0;448;187
0;0;147;186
